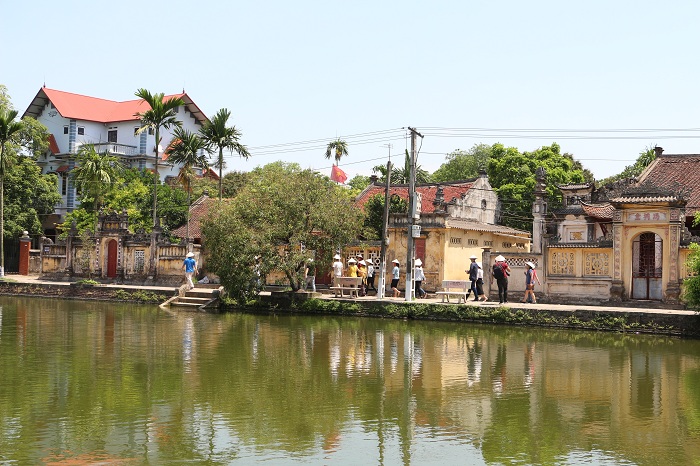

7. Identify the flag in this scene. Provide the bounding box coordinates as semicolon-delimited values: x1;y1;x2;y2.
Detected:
330;164;347;184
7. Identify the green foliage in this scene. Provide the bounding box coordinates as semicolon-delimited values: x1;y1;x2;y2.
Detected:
74;279;100;285
202;162;364;302
598;145;656;187
682;243;700;309
390;150;431;184
71;144;123;214
324;139;348;165
487;143;587;231
113;289;168;303
347;174;371;196
432;144;492;183
362;193;408;240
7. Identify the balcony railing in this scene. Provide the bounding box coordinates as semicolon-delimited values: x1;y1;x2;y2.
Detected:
91;143;140;157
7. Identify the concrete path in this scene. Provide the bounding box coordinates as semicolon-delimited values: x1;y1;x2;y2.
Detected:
3;274;697;316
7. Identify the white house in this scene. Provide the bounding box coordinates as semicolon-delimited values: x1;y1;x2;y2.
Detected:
22;87;210;235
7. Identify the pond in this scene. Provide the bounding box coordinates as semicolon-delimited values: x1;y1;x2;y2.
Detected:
0;296;699;465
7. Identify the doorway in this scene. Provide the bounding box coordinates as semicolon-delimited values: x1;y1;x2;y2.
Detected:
632;232;662;300
107;240;118;278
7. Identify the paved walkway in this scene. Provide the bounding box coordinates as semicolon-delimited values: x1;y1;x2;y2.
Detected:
3;274;696;316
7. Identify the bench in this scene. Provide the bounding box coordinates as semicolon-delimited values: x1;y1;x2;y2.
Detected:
330;277;363;298
435;280;470;303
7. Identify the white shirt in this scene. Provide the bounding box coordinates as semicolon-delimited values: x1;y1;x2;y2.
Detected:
414;266;426;282
367;264;374;277
332;261;344;277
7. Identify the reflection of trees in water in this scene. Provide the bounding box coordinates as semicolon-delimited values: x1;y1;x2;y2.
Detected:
2;299;700;464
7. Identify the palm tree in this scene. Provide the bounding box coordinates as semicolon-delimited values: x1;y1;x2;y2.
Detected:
325;138;348;165
71;144;122;216
0;108;23;277
164;127;208;242
134;89;184;227
390;149;431;184
199;108;250;201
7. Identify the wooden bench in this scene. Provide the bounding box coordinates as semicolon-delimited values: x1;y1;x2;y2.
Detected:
435;280;470;303
330;277;363;298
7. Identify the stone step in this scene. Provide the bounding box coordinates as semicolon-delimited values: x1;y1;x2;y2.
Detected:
179;296;211;305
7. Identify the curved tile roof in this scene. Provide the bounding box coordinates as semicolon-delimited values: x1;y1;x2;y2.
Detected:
580;202;615;220
354;180;474;214
637;154;700;214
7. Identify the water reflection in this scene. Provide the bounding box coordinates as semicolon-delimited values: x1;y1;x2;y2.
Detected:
0;296;698;464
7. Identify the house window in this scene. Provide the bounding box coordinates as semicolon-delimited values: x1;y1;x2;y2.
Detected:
468;239;478;246
516;242;525;249
481;199;487;210
134;250;145;273
134;127;141;136
63;126;68;135
108;130;117;143
61;173;67;195
148;127;154;135
502;242;512;248
449;237;462;245
484;240;493;247
174;106;179;113
77;126;85;135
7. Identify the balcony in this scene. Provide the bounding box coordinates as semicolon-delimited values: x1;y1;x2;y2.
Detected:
91;142;140;157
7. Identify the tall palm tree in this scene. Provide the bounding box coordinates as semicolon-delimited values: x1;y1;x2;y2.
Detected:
165;127;208;242
325;138;348;165
71;144;122;216
0;108;23;277
134;89;184;227
199;108;250;201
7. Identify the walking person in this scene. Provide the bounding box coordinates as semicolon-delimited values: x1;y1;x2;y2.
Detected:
331;254;344;287
358;260;367;296
476;261;488;301
522;262;541;303
465;255;480;302
391;259;401;298
366;261;376;292
414;259;427;299
304;258;316;293
492;255;511;304
182;252;197;291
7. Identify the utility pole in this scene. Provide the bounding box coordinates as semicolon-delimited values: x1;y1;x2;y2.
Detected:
377;144;392;299
405;127;422;301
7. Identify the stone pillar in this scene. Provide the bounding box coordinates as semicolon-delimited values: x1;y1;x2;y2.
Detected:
610;209;625;301
666;208;683;302
482;247;492;299
531;167;547;254
18;231;31;275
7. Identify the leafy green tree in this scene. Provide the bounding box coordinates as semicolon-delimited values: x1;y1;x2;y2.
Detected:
325;138;348;165
199;108;250;201
134;89;184;227
0;107;23;276
683;243;700;309
598;145;656;187
202;162;363;302
432;144;492;182
362;193;408;240
71;144;123;216
165;127;208;241
488;143;587;231
389;150;431;184
347;174;371;196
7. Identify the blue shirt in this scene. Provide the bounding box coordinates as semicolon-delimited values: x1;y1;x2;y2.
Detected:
183;257;196;273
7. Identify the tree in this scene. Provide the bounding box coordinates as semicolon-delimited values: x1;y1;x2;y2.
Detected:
71;144;123;217
487;143;587;231
0;107;23;276
134;89;184;227
683;243;700;309
362;193;408;240
432;144;492;182
164;127;208;242
202;162;363;302
598;145;656;187
390;149;431;184
199;108;250;201
325;139;348;165
347;174;371;196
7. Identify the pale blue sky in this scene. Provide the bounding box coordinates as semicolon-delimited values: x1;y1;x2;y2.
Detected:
3;0;699;181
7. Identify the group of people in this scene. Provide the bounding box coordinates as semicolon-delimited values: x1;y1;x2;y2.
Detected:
328;254;378;296
490;255;540;304
204;250;541;304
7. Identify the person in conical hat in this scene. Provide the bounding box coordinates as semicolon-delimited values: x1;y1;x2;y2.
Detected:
182;251;198;290
522;261;541;304
331;254;344;286
414;258;426;298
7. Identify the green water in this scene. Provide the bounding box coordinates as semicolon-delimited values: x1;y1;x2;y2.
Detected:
0;296;699;465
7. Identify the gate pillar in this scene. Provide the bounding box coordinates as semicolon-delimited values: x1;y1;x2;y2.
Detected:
18;231;31;275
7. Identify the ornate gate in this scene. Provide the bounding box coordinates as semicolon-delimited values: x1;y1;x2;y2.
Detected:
632;232;662;300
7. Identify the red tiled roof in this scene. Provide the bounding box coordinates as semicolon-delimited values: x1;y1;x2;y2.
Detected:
355;181;474;213
637;154;700;215
47;134;60;155
172;194;229;239
581;202;615;220
23;87;208;125
56;165;69;173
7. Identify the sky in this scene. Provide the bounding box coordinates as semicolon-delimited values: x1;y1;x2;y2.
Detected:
3;0;700;182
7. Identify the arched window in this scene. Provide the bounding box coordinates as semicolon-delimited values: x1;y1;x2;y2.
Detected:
481;199;487;210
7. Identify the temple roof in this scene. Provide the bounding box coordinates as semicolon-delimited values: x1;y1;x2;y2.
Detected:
636;154;700;214
355;180;474;214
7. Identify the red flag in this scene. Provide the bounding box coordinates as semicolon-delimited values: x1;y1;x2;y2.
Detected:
330;164;347;184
